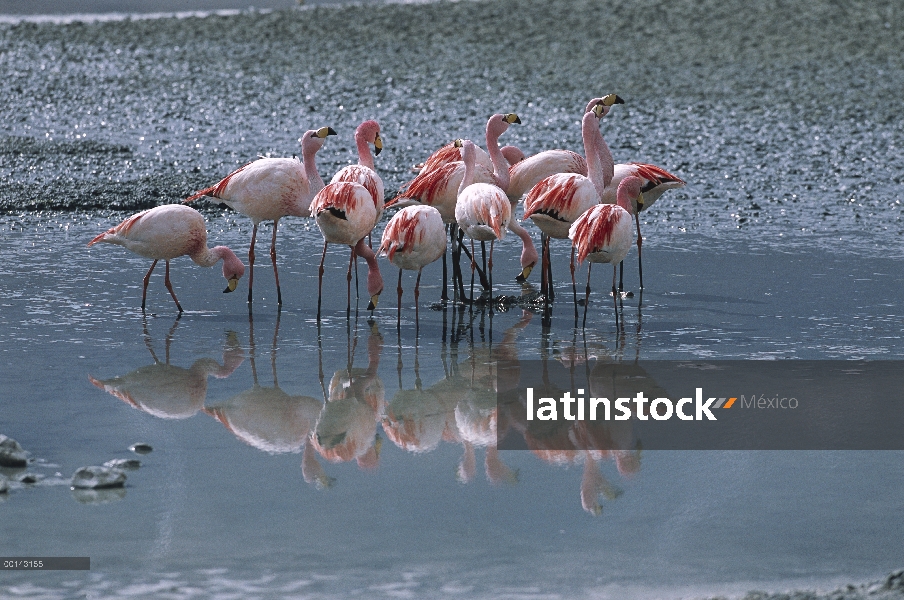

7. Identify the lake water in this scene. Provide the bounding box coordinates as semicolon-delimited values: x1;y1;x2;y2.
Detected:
1;0;903;598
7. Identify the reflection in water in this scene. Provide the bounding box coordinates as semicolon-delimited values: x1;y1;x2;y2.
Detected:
310;319;385;474
205;314;321;454
88;318;244;419
87;306;651;514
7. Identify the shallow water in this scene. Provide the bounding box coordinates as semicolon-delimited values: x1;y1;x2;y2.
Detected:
1;215;903;598
1;0;904;597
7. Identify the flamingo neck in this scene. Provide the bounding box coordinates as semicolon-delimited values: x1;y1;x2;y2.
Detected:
458;143;477;196
582;111;613;199
355;132;375;170
508;219;539;269
486;124;510;192
354;238;383;297
302;145;325;195
616;183;636;214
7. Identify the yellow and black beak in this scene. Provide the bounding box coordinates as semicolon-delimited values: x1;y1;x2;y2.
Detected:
636;192;645;212
366;292;381;311
503;113;522;125
453;139;464;148
601;94;625;107
373;132;383;156
223;276;239;293
316;126;338;138
515;262;534;283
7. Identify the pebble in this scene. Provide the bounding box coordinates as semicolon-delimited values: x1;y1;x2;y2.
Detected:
0;475;8;493
70;466;127;490
103;458;141;470
129;443;153;454
0;434;28;467
15;472;44;484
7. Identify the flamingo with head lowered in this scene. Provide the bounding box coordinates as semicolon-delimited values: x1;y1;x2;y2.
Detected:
87;204;245;313
311;180;384;320
185;126;336;307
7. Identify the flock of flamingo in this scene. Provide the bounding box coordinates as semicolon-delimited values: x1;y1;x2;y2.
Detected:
87;94;685;324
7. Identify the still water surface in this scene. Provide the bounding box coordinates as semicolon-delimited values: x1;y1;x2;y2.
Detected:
1;214;902;598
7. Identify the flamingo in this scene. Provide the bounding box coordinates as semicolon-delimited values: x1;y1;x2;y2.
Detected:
330;119;385;231
87;204;245;313
601;162;685;291
522;100;615;308
413;141;525;175
378;205;447;327
453;139;511;301
388;114;533;295
506;95;624;204
311;181;384;319
569;176;642;327
185;126;336;306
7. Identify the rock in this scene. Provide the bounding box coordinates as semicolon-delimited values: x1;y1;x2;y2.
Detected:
103;458;141;470
15;472;44;484
129;443;153;454
884;570;904;590
0;434;28;467
70;466;127;490
0;475;8;493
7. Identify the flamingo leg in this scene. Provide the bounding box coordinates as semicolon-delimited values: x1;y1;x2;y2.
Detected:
481;241;487;291
317;240;327;320
459;232;490;290
397;267;403;328
163;260;183;313
635;211;644;290
346;245;354;317
488;240;494;303
582;263;592;329
441;232;449;303
141;260;158;311
270;220;282;306
547;237;555;302
469;238;476;304
415;268;422;336
539;232;548;298
612;264;620;328
248;223;258;305
570;245;578;322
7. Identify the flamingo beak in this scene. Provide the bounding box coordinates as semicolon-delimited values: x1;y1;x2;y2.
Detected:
374;133;383;156
515;262;534;282
636;192;645;212
453;139;464;148
504;113;521;124
367;292;381;311
316;127;337;138
602;94;625;106
223;276;239;293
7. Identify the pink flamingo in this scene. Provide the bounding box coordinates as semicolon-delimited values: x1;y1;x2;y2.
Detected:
330;119;385;235
185;126;336;306
601;162;685;291
569;176;642;327
506;96;623;204
378;205;447;327
87;204;245;313
388;114;532;297
454;139;511;301
311;181;384;319
522;100;616;308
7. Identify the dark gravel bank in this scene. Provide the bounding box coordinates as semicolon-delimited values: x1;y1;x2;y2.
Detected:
707;570;904;600
0;0;902;252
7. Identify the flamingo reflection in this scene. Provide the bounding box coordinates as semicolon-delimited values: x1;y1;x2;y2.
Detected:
204;314;321;455
309;319;385;478
88;318;244;420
